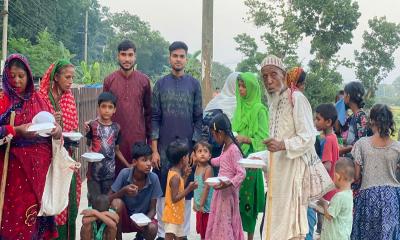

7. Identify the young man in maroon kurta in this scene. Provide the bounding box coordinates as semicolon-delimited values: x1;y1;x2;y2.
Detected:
103;40;152;176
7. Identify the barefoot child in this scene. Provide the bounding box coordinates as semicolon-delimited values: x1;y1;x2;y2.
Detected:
205;113;246;240
319;158;354;240
80;194;119;240
193;141;214;240
163;139;198;240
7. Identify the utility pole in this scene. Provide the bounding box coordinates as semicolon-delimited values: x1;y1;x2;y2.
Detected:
201;0;213;105
84;9;88;63
2;0;9;62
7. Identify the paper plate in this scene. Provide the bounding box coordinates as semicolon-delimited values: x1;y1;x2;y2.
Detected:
205;177;221;187
81;152;105;162
238;158;266;169
309;201;327;214
218;176;230;183
63;132;83;141
32;111;55;124
130;213;151;227
27;123;56;134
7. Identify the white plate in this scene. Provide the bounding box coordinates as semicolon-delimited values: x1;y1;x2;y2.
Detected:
32;111;55;124
218;176;230;183
309;201;327;214
130;213;151;227
205;177;221;186
27;123;56;134
81;152;105;162
238;158;266;169
63;132;83;141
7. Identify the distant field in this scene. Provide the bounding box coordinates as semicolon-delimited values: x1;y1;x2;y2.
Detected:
391;106;400;140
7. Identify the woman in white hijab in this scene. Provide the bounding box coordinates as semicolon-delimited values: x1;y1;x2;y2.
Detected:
202;72;240;158
204;72;239;120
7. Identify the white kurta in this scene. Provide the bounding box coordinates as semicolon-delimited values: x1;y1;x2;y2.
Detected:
262;89;316;240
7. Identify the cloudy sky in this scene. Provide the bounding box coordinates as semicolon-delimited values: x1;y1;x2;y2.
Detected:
98;0;400;83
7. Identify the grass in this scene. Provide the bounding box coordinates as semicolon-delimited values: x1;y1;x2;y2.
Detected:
391;106;400;140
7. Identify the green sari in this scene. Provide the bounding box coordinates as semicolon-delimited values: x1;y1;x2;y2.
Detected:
233;72;269;233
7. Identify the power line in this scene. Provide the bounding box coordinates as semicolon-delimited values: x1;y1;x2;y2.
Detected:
28;0;55;20
8;4;43;33
8;1;45;31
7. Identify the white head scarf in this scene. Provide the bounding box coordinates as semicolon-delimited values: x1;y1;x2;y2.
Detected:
204;72;239;120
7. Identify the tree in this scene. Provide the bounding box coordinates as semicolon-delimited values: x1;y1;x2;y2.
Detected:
236;0;361;108
101;11;170;80
235;0;302;70
8;30;73;77
393;76;400;96
212;62;232;89
355;17;400;102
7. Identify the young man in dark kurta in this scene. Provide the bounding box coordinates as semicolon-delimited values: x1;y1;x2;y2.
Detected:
151;41;203;239
103;40;152;176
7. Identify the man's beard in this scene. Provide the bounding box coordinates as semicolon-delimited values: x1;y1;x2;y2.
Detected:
171;65;184;72
119;62;134;72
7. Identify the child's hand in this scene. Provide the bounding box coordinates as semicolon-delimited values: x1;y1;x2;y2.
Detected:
317;199;329;210
152;151;161;170
214;180;232;190
123;184;138;196
193;204;198;212
184;166;192;178
83;120;91;133
199;205;205;213
81;209;98;217
188;181;198;191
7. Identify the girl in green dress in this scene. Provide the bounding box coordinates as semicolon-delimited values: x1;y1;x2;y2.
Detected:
232;72;269;240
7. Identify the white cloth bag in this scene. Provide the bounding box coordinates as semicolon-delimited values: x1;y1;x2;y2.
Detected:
38;139;81;216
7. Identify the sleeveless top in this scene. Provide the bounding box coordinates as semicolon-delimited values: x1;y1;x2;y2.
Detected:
162;170;185;224
194;166;214;212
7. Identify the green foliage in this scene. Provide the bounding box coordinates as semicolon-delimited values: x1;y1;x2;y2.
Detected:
355;17;400;103
235;0;302;69
393;76;400;95
305;60;342;108
184;50;202;81
292;0;360;62
102;11;170;80
8;30;73;77
212;62;232;89
75;61;117;84
78;61;100;84
236;0;361;109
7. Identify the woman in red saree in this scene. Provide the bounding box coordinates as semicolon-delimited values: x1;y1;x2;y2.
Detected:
0;54;62;239
39;60;81;240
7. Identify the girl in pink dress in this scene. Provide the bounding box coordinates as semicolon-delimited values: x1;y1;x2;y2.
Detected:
205;113;246;240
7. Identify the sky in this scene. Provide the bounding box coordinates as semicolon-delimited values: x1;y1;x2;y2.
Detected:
98;0;400;84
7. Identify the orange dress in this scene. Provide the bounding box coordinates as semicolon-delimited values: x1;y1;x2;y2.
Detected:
162;170;185;225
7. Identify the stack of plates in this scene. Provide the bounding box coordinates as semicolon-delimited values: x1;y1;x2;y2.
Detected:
130;213;152;227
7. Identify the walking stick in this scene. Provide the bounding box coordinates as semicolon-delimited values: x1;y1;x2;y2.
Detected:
265;151;274;240
0;111;16;228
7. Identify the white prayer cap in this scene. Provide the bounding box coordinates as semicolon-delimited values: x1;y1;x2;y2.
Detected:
260;55;285;72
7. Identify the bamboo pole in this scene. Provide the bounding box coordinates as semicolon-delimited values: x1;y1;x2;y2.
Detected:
0;111;16;228
265;151;274;239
